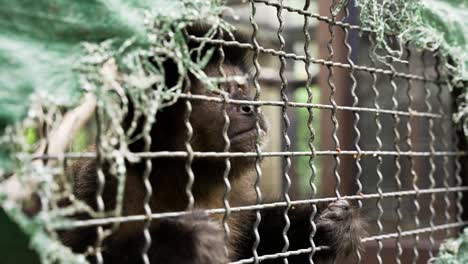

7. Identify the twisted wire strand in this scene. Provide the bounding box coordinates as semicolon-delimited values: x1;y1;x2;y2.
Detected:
405;46;420;264
141;99;155;264
181;26;196;211
216;27;233;257
422;51;437;259
94;102;106;264
382;36;403;264
249;0;264;262
184;88;195;210
275;1;292;262
302;0;318;262
368;33;383;264
326;0;341;200
454;130;464;224
341;2;363;262
434;53;453;238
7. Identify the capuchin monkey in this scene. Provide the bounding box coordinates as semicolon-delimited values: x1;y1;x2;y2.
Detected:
61;24;366;264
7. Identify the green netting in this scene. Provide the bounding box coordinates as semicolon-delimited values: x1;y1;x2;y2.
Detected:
0;0;228;169
356;0;468;137
434;228;468;263
0;0;229;262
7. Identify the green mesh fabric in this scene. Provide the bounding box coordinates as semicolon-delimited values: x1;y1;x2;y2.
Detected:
356;0;468;138
434;228;468;263
0;0;228;168
0;0;146;171
0;1;227;262
0;0;149;128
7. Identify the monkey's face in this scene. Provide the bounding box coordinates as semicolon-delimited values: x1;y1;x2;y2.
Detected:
188;64;268;154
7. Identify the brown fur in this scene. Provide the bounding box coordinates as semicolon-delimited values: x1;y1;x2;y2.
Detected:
61;25;365;264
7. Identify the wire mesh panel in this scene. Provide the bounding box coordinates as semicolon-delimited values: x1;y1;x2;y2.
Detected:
1;0;466;264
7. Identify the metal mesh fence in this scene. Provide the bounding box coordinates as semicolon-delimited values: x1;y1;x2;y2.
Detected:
3;0;466;263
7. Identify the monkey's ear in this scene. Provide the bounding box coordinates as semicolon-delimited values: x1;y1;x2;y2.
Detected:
216;29;253;74
185;23;253;74
153;23;253;94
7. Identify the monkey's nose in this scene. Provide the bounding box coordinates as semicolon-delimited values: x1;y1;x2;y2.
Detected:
240;105;254;115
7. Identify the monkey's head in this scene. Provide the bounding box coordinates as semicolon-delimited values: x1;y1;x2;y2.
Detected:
187;62;269;154
128;24;268;174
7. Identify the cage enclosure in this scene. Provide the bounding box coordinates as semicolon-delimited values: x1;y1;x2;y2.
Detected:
0;0;467;264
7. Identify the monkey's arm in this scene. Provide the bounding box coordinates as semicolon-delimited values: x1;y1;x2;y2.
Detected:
146;213;228;264
62;160;228;264
235;200;365;264
97;212;228;264
62;212;228;264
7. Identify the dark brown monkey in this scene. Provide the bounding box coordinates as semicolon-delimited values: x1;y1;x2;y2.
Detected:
61;24;365;264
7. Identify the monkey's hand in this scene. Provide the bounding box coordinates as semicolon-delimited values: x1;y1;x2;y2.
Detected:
315;200;366;260
149;212;228;264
